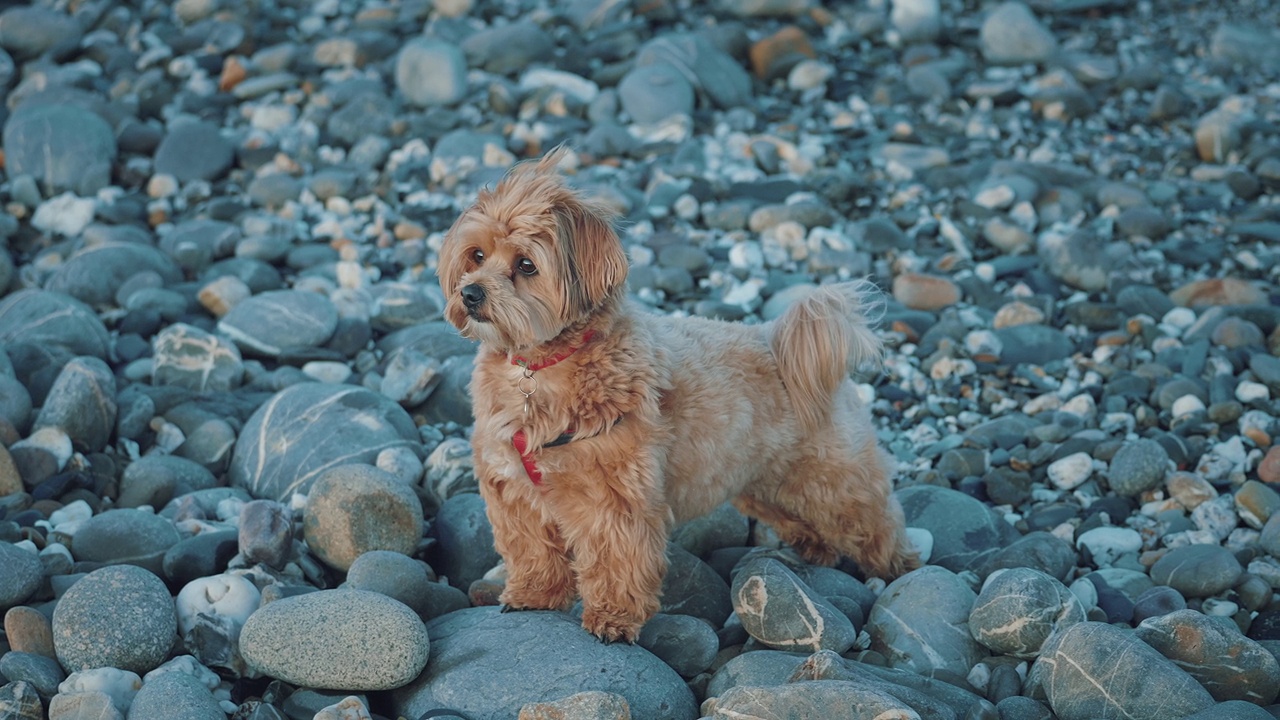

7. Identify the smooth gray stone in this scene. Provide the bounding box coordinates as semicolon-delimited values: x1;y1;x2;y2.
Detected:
867;565;984;677
2;104;115;194
71;509;180;575
128;671;224;720
1135;609;1280;705
0;540;43;609
897;485;1020;573
32;357;116;453
51;565;177;674
0;289;110;359
45;243;182;310
969;567;1085;659
153;120;235;182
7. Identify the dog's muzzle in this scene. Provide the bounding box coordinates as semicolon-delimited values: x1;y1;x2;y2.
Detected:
461;283;486;314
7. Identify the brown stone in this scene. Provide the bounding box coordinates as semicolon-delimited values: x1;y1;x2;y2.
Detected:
1210;316;1265;349
1169;277;1267;308
993;300;1046;329
4;606;56;659
1260;446;1280;485
219;55;247;93
749;26;815;80
0;444;21;497
519;691;632;720
892;272;961;311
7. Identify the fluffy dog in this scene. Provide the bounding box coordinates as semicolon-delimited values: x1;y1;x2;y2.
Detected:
437;151;919;643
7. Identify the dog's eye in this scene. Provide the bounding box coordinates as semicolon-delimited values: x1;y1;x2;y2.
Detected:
470;248;485;264
516;258;537;276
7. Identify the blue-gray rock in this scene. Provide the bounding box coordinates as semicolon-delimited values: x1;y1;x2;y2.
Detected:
429;492;499;590
637;613;718;678
302;464;423;572
32;357;116;453
380;348;442;407
0;652;63;699
618;63;695;124
867;565;983;677
732;557;858;653
704;679;922;719
163;529;240;587
368;282;442;333
71;509;181;575
389;607;696;720
51;565;178;674
0;374;31;433
994;324;1075;366
0;6;81;59
240;589;429;691
788;649;983;718
151;323;245;393
119;456;219;510
153;120;235;183
980;1;1057;65
518;691;631;720
1029;621;1214;720
45;243;183;310
705;650;808;699
969;568;1085;659
217;289;338;357
1182;700;1277;720
1108;439;1171;497
1036;229;1114;293
1149;544;1243;598
1134;609;1280;705
396;38;467;106
661;544;733;627
3;104;115;195
128;672;223;720
239;499;293;570
1131;585;1187;624
0;289;110;359
671;503;751;559
636;33;753;109
421;437;478;513
897;484;1020;572
159;219;241;273
0;680;42;720
973;531;1079;582
0;542;42;610
345;550;469;622
228;383;421;501
460;22;554;75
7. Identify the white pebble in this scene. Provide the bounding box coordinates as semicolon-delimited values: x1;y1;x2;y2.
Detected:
302;361;352;384
32;193;97;236
1047;452;1094;490
1068;577;1099;610
176;574;262;637
1171;394;1206;418
787;59;834;91
905;527;933;564
1235;381;1270;404
144;656;221;689
1161;307;1197;332
1200;598;1239;617
59;668;143;715
1059;393;1097;421
728;241;764;271
1076;526;1142;568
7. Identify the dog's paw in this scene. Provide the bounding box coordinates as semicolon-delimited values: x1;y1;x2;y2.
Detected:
499;603;533;614
581;611;642;645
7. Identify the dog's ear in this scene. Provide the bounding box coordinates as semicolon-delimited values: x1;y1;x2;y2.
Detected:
436;212;470;297
554;198;628;315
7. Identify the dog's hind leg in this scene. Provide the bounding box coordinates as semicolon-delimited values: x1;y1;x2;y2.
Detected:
736;438;919;581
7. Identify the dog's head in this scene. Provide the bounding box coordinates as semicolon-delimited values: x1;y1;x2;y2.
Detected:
437;150;628;351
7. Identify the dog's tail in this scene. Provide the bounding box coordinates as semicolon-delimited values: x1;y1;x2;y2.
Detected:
769;280;884;433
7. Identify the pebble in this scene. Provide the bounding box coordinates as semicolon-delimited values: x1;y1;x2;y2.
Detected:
969;568;1085;658
1135;609;1280;705
1108;439;1171;497
0;542;42;610
228;383;421;501
70;509;181;575
51;565;177;675
302;464;423;572
238;499;293;569
518;691;631;720
429;492;500;590
867;565;984;677
1149;544;1243;598
1029;621;1214;720
897;485;1020;572
239;589;429;691
892;272;961;311
636;613;718;678
1076;526;1142;568
3;104;116;195
174;573;259;674
0;681;43;720
4;606;55;658
619;63;695;124
731;556;858;653
396;39;468;107
217;289;338;357
127;671;223;720
152;120;234;183
980;2;1058;65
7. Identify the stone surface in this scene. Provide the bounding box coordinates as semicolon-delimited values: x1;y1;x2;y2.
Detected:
866;565;984;676
389;608;696;720
228;383;421;501
239;589;429;691
128;672;224;720
0;542;43;610
1031;621;1215;720
3;103;116;195
71;509;181;575
217;290;338;357
1134;609;1280;705
302;464;424;572
897;485;1020;572
1149;544;1243;598
731;557;858;653
51;565;178;674
969;568;1085;659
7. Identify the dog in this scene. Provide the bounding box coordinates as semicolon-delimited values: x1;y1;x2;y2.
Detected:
437;150;919;643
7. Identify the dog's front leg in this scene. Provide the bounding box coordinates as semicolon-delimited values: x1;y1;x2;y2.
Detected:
477;463;578;612
550;454;670;644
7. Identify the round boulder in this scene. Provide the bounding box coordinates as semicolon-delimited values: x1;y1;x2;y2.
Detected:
866;565;983;677
969;567;1085;658
389;607;696;720
240;589;429;691
52;565;178;674
228;383;421;501
303;464;424;572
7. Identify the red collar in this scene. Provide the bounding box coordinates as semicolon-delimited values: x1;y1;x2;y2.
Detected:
510;330;597;372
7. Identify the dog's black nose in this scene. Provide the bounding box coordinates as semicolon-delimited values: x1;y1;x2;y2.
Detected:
460;283;486;309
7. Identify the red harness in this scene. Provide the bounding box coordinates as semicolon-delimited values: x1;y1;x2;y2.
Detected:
508;331;595;485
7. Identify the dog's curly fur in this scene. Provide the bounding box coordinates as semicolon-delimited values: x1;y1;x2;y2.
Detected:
438;151;919;642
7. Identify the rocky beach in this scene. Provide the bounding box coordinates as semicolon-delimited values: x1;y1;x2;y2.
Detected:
1;0;1280;718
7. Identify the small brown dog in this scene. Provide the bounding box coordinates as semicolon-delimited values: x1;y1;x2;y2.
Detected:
438;151;919;642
